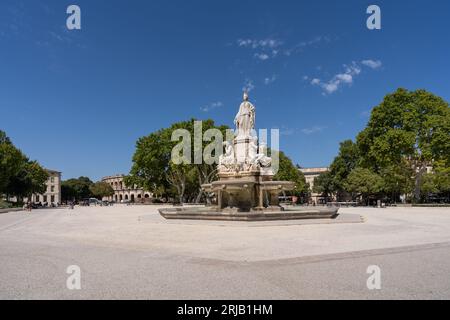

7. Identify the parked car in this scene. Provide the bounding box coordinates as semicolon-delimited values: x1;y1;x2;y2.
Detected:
81;198;102;206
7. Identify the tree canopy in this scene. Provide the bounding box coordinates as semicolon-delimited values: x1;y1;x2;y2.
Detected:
344;168;384;205
0;130;48;201
273;150;308;198
61;176;94;201
314;88;449;204
90;182;114;200
357;88;450;200
126;119;229;203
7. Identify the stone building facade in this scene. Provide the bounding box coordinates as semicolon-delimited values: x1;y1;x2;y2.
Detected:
28;169;62;205
299;167;333;204
101;174;152;203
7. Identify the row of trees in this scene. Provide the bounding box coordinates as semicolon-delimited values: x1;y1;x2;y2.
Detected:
61;177;114;202
126;118;309;204
0;130;49;205
313;89;450;204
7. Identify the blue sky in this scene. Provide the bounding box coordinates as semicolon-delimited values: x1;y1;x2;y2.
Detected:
1;0;449;181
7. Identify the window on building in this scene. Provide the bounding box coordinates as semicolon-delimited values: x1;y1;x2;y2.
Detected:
43;195;47;202
51;186;55;192
51;177;54;183
51;195;55;203
35;195;40;202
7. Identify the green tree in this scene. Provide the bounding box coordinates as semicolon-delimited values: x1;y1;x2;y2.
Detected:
357;88;450;201
89;182;114;200
328;140;359;199
379;162;414;203
61;177;93;201
126;119;229;204
344;168;384;205
61;183;77;202
420;173;438;201
273;151;308;200
24;161;49;197
5;161;48;201
125;127;172;197
434;164;450;195
420;161;450;201
313;171;335;200
1;130;48;201
0;130;27;195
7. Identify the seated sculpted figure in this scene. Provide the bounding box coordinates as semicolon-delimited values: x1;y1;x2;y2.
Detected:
248;140;272;168
218;141;235;171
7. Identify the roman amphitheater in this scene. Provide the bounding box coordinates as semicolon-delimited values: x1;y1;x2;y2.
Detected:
101;174;152;203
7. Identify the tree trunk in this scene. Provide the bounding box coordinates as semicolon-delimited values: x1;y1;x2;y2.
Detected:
195;189;203;204
414;165;427;202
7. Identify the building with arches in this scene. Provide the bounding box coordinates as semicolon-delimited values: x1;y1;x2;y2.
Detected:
101;174;152;203
299;167;334;204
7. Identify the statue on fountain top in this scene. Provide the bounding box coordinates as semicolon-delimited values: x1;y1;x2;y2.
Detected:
218;91;273;175
234;91;255;138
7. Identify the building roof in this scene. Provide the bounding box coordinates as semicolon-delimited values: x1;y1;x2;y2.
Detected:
299;167;329;175
101;174;126;180
45;169;61;174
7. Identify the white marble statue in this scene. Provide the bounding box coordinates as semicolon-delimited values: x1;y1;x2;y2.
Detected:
249;140;272;168
234;92;255;138
218;92;273;174
218;141;235;171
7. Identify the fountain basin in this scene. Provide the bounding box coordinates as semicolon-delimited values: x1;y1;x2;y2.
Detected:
158;178;339;221
158;206;339;221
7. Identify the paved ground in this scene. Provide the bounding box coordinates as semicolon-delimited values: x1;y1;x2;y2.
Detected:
0;205;450;299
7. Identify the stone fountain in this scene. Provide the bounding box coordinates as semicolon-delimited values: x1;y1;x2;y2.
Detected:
159;92;338;221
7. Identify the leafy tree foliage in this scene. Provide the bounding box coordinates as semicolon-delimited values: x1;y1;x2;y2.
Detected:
344;168;384;205
126;119;229;203
0;130;48;201
273;150;308;200
379;162;414;201
0;130;25;194
357;88;450;200
90;182;114;200
312;171;335;199
321;89;449;204
328;140;360;197
420;161;450;201
61;177;94;201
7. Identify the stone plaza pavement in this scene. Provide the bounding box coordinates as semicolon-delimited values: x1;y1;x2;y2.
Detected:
0;205;450;299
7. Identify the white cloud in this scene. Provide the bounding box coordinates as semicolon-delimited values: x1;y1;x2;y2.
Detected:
237;39;252;47
323;83;339;94
242;79;255;92
284;36;332;56
237;38;282;49
335;73;353;84
237;36;333;61
254;53;270;61
273;125;296;136
200;101;223;112
301;126;326;135
264;75;277;85
361;59;382;69
309;60;382;94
